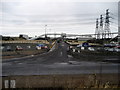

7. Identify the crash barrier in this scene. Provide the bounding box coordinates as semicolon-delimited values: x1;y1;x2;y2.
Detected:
49;41;57;51
2;41;56;51
2;40;49;44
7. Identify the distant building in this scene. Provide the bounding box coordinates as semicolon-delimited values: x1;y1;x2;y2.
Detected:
19;34;29;40
61;33;66;38
77;36;94;41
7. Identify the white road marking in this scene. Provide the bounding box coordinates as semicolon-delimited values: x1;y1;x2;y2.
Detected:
60;52;62;56
31;55;34;57
18;63;23;64
68;61;80;64
61;44;64;46
54;62;68;65
67;55;73;58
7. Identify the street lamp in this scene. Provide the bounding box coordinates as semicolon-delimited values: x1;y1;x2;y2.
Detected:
45;25;47;37
45;25;47;44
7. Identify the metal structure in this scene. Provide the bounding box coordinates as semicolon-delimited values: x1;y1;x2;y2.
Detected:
45;25;47;38
95;18;100;39
95;9;112;39
104;9;111;38
99;15;104;39
29;32;118;40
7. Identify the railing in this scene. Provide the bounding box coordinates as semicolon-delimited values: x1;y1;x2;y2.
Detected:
40;32;118;37
2;40;49;44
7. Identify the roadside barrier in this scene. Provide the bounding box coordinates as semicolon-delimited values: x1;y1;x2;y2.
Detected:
2;40;49;44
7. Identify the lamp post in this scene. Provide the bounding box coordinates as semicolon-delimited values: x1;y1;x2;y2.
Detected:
45;25;47;44
45;25;47;37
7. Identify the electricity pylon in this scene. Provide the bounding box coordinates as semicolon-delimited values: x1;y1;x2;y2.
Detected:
104;9;111;38
95;18;100;39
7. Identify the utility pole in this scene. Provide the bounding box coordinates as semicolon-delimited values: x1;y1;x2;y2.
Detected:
119;2;120;45
45;25;47;37
104;9;111;38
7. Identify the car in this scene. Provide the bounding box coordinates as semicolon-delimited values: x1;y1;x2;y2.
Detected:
6;46;12;51
36;46;41;50
27;46;31;49
114;45;120;52
36;44;48;50
88;47;95;51
114;48;120;52
0;46;4;50
16;46;23;50
107;48;114;52
77;44;82;48
104;44;116;48
44;45;48;49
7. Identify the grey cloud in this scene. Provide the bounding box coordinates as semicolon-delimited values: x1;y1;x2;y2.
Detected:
1;2;20;13
1;1;118;36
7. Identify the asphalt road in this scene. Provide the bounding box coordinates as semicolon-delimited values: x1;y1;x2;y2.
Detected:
2;41;120;76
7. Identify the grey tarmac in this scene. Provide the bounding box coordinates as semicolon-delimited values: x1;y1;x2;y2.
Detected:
2;41;120;76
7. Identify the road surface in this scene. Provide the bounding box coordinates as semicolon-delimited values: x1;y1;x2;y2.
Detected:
2;41;120;76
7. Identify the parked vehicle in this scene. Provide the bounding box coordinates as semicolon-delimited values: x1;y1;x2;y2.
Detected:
104;44;116;48
6;46;12;51
36;44;48;50
0;46;4;50
16;46;23;50
77;44;82;48
27;46;31;49
114;45;120;52
88;47;95;51
36;46;41;50
44;45;48;49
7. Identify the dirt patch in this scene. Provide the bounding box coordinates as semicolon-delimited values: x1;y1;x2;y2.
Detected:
67;50;120;63
2;50;48;60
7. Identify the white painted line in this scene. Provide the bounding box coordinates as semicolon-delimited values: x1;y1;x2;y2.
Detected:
60;52;62;56
61;44;64;46
31;55;34;57
18;63;23;64
68;61;80;64
67;55;73;58
54;62;68;65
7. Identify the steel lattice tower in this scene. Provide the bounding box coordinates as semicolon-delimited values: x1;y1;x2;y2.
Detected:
95;18;100;39
99;15;104;39
104;9;111;38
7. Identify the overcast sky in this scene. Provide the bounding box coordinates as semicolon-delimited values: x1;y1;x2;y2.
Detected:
0;0;119;37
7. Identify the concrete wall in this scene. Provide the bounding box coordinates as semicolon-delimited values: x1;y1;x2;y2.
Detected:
2;74;119;89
